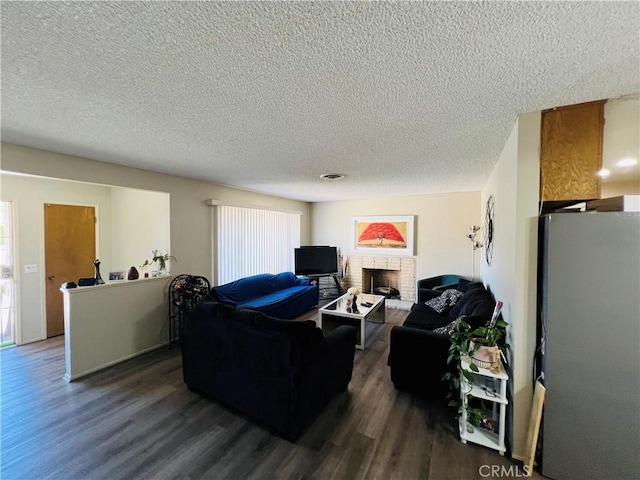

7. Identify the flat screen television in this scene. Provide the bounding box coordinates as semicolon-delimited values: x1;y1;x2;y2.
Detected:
294;246;338;275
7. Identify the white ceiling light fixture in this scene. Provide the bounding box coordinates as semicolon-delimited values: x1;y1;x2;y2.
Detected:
597;168;611;178
615;158;638;168
320;173;345;181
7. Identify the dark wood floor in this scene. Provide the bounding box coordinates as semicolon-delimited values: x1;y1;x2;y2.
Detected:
1;306;533;480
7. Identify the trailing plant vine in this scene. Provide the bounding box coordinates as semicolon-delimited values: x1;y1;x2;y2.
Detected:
442;315;510;428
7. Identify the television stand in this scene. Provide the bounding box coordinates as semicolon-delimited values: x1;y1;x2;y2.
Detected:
306;273;342;300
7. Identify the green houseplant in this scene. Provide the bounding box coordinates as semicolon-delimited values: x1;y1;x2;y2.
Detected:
140;250;176;276
442;302;510;432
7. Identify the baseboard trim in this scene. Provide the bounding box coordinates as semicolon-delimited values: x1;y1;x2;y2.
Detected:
63;342;170;382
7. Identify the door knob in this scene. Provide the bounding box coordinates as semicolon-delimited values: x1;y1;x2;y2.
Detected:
48;275;55;280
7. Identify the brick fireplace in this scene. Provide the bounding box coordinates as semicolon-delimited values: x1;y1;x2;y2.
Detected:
344;256;416;302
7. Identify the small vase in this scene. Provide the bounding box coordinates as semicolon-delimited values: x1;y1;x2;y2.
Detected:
154;258;167;276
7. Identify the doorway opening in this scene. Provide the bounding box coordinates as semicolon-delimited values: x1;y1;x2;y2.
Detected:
1;201;16;347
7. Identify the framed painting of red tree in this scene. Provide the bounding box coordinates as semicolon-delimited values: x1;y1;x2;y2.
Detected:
352;216;415;256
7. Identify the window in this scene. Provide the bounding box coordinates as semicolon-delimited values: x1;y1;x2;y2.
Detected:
217;206;300;285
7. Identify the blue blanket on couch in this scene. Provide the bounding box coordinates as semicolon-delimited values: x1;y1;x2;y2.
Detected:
210;272;317;319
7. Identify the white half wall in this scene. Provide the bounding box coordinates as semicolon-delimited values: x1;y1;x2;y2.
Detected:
61;276;170;381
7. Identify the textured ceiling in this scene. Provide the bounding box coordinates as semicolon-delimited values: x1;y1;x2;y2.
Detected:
2;1;638;202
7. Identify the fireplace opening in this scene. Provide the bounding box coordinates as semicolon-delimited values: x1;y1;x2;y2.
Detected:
363;268;401;299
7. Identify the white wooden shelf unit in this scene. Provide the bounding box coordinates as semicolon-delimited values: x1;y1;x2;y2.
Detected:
459;355;509;456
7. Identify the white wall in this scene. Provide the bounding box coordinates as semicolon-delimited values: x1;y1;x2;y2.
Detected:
0;174;113;344
1;142;311;344
0;172;175;344
310;191;482;282
110;187;170;274
602;95;640;194
481;112;541;460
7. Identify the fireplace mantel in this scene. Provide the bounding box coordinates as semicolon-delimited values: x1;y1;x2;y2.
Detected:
345;255;416;302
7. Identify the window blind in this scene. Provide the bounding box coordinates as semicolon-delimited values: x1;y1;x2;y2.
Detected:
217;206;300;285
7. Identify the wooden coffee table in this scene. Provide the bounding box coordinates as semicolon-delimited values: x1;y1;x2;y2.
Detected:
317;293;386;349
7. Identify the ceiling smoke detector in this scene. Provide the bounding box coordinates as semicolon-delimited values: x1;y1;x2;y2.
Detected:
320;173;345;181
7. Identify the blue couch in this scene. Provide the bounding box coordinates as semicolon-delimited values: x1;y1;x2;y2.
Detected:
210;272;317;320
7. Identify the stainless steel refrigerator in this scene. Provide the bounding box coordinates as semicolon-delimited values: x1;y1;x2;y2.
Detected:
538;212;640;479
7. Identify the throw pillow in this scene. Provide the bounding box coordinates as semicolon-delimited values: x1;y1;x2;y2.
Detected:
433;315;467;335
425;288;464;314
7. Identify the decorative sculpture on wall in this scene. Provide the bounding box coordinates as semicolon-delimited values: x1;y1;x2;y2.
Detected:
484;196;495;266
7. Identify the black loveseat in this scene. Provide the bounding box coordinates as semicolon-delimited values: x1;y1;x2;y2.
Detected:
388;280;496;396
182;297;357;441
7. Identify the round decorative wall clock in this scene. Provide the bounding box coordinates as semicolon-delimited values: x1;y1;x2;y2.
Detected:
484;195;495;266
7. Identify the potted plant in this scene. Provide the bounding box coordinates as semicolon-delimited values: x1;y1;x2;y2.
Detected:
464;400;485;434
140;250;176;277
468;323;508;373
463;300;508;373
442;301;510;433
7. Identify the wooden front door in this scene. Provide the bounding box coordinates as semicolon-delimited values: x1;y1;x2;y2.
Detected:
44;204;96;337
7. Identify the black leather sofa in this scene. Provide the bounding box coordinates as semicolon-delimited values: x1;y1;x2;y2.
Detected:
182;296;357;441
388;280;496;396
